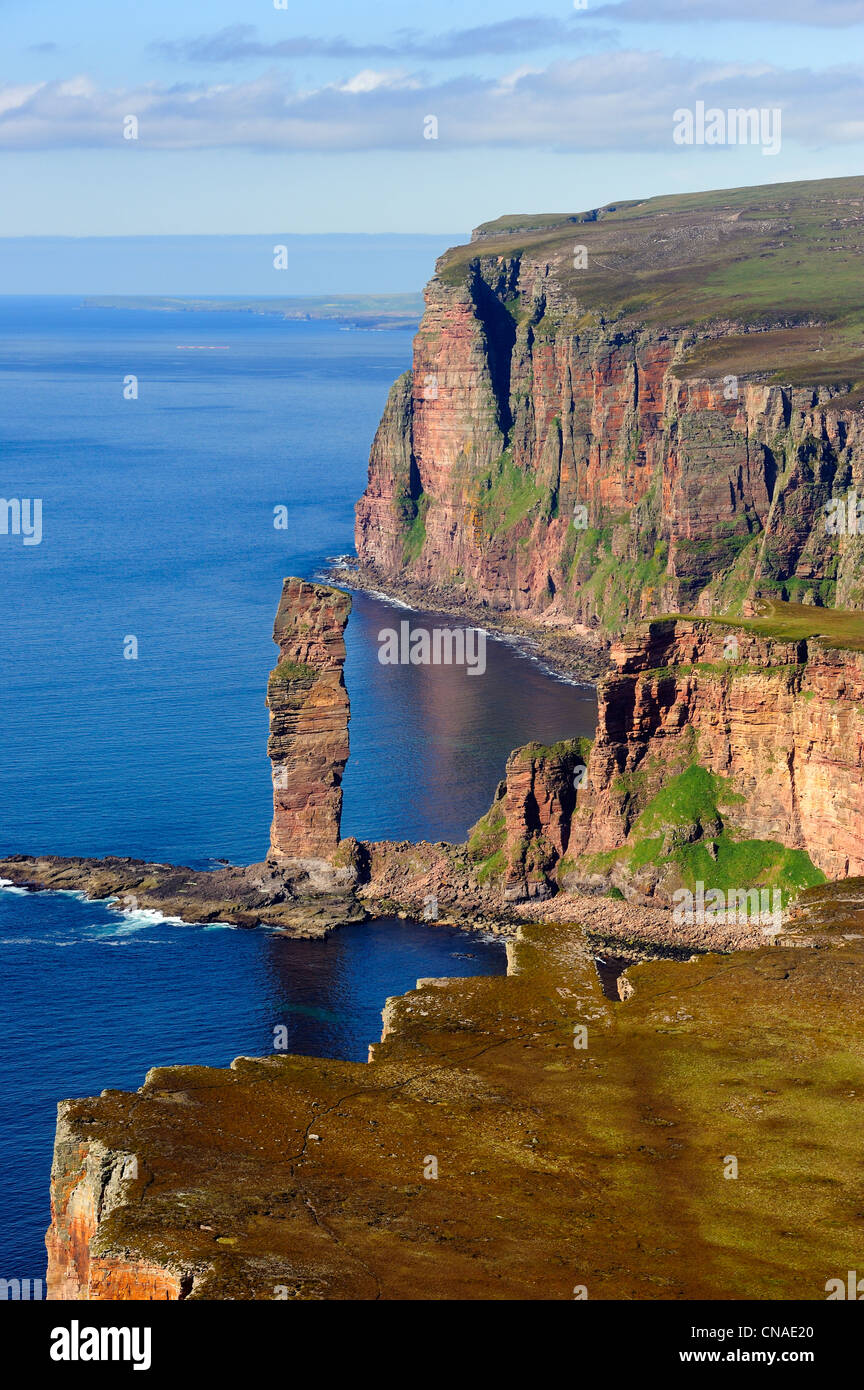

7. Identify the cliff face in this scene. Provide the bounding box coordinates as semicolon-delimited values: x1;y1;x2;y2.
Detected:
467;740;588;903
569;617;864;884
267;579;351;864
46;1103;184;1300
356;180;864;638
466;610;864;907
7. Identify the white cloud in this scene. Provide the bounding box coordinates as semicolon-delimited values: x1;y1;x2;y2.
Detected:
0;55;861;153
335;70;416;94
0;82;44;116
152;19;615;65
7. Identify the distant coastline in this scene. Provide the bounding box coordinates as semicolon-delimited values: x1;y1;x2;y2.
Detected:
82;293;424;330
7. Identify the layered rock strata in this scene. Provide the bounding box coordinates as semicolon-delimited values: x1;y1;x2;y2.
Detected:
267;579;351;865
569;617;864;884
356;181;864;641
458;606;864;907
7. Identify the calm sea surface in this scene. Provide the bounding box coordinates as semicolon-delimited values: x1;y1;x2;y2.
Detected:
0;297;595;1281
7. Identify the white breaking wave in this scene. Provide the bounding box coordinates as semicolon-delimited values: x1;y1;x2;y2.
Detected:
362;587;415;611
0;878;30;895
105;900;237;933
103;904;188;931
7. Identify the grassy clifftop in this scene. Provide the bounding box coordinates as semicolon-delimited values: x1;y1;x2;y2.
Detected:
441;176;864;391
671;599;864;652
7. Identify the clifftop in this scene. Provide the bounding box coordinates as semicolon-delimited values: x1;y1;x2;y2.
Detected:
42;916;864;1300
450;176;864;388
356;175;864;641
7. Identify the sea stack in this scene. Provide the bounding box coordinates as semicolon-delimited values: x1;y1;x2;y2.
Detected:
266;578;352;866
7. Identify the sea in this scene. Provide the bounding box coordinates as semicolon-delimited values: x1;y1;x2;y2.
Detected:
0;296;595;1283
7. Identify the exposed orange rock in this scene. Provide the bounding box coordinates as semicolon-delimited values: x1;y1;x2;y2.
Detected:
499;742;582;902
46;1103;184;1300
569;618;864;881
267;579;351;864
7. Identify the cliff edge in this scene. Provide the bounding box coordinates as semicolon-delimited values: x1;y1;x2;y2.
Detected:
356;176;864;641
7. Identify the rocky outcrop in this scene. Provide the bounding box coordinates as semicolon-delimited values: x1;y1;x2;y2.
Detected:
41;917;864;1299
499;740;585;902
0;854;364;935
267;579;351;865
47;1104;185;1300
356;180;864;641
466;740;588;904
568;615;864;885
460;604;864;905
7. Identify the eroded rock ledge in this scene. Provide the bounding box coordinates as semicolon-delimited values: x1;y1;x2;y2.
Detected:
44;917;864;1300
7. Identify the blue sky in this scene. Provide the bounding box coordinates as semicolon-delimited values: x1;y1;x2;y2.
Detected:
1;0;862;238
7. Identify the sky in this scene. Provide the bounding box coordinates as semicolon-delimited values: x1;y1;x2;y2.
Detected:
0;0;862;287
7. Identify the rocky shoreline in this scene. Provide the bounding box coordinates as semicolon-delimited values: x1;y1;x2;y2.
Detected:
324;556;611;684
0;855;364;937
25;578;864;1302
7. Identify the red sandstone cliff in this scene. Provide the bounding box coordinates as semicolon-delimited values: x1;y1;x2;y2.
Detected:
467;613;864;904
267;579;351;864
568;617;864;884
46;1102;185;1300
356;183;864;638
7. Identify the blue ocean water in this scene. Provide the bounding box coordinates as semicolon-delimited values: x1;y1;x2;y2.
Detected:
0;297;595;1284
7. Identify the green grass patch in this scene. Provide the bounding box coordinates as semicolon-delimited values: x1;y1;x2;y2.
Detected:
666;599;864;652
594;762;825;907
435;176;864;385
402;492;429;565
474;450;545;535
467;797;507;863
475;849;508;884
517;736;592;763
271;659;317;684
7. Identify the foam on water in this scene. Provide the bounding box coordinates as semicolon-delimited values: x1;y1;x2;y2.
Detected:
0;879;29;895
